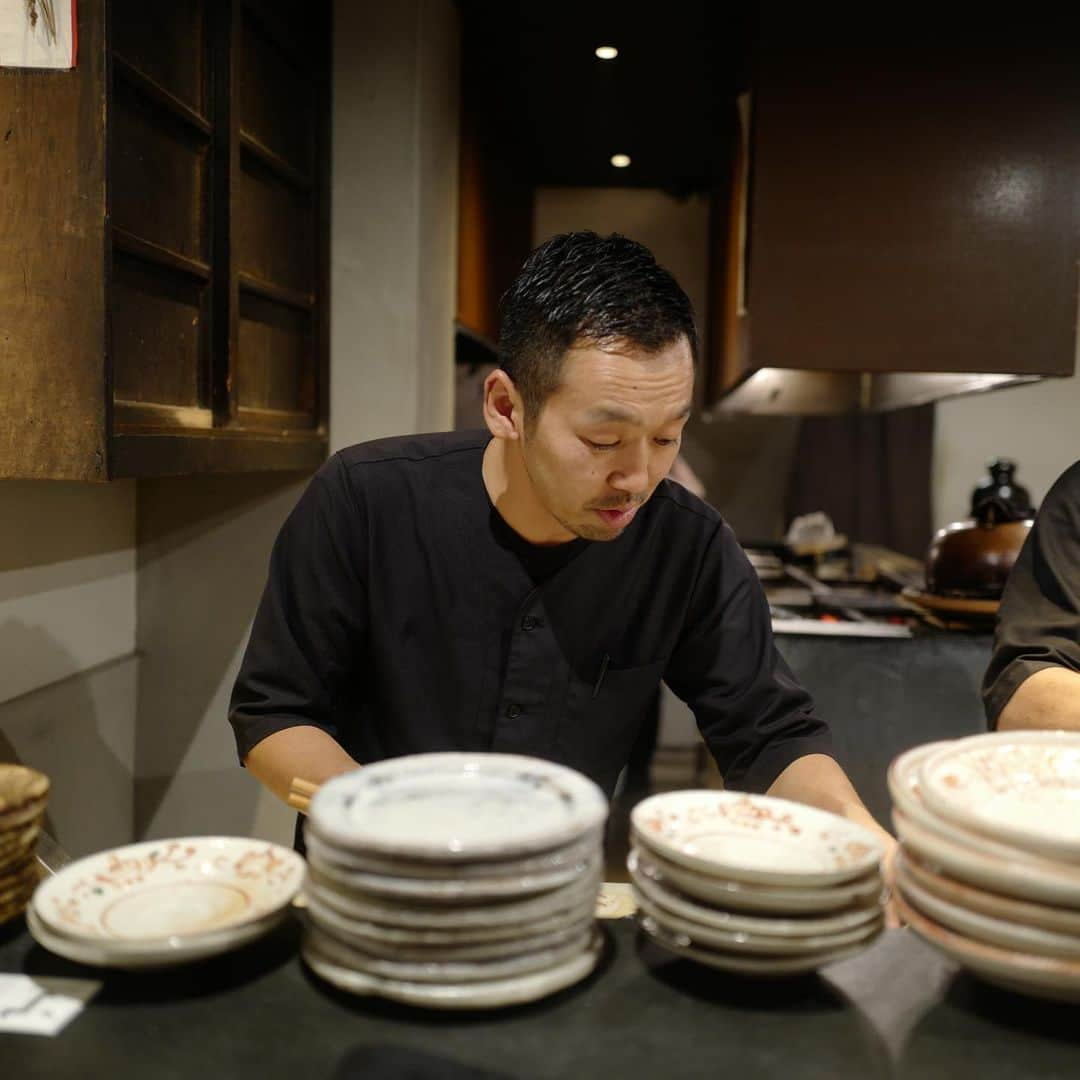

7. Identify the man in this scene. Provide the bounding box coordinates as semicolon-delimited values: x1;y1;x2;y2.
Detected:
984;459;1080;730
229;231;892;856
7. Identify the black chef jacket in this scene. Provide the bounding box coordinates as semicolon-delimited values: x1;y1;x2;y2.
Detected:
229;430;833;798
984;459;1080;726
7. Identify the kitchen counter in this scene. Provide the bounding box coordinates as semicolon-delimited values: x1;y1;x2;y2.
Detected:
781;629;993;830
2;911;1077;1078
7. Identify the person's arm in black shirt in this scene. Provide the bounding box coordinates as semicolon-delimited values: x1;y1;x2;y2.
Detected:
229;455;367;801
985;460;1080;731
665;523;894;852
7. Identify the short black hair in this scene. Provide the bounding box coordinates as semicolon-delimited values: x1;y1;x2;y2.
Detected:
497;231;698;422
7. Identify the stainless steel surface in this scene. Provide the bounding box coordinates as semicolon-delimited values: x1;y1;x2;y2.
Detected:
710;368;1043;416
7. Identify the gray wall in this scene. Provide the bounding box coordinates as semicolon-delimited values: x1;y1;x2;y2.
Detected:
0;482;137;856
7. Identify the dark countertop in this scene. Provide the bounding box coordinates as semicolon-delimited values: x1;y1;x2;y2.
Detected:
780;631;994;830
2;912;1078;1079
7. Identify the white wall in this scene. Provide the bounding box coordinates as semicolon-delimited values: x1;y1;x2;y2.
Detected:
0;481;137;854
933;373;1080;530
330;0;458;448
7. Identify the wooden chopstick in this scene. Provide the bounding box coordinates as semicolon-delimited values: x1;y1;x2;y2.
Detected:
287;776;320;815
286;792;311;814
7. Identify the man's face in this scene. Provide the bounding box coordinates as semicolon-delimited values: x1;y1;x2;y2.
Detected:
518;337;695;542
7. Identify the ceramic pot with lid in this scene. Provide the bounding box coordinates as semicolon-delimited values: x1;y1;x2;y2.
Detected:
925;459;1036;599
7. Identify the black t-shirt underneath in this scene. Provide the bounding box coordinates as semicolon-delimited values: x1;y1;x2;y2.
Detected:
229;431;833;798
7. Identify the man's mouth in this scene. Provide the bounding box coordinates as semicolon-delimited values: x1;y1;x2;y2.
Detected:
593;504;640;527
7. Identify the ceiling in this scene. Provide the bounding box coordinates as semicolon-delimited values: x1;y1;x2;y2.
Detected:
458;1;753;194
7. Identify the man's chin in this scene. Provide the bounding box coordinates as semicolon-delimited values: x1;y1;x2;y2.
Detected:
567;517;628;542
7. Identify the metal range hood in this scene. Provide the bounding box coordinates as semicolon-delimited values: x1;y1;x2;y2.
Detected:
702;28;1080;417
710;370;1051;416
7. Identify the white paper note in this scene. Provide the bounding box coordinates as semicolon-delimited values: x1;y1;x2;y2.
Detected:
0;973;99;1036
0;0;76;70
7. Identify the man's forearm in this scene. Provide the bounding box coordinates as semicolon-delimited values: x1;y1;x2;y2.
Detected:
996;666;1080;732
765;752;895;852
243;725;359;804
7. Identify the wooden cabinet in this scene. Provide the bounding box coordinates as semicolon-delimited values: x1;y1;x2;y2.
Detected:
0;0;329;480
706;20;1080;413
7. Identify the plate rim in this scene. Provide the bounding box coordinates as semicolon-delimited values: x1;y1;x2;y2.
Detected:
919;731;1080;861
32;835;305;944
630;789;883;886
308;753;608;860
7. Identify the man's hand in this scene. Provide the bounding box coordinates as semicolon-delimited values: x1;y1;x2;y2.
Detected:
243;725;360;806
766;753;900;927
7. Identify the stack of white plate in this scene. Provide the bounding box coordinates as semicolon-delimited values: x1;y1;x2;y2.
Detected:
628;790;886;976
27;837;305;967
890;731;1080;1003
301;753;608;1009
0;764;49;925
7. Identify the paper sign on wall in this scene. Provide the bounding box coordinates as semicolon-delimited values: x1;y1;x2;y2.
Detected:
0;0;77;70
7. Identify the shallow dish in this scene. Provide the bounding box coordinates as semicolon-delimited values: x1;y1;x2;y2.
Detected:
631;790;882;887
33;836;305;942
919;731;1080;863
26;904;288;969
302;926;602;1009
306;921;592;984
628;850;881;937
633;891;882;957
886;741;1074;869
637;913;871;976
896;853;1080;960
303;908;595;963
894;890;1080;1004
301;891;595;948
304;825;601;881
630;844;882;915
308;754;607;860
893;810;1080;908
305;845;597;903
900;848;1080;937
305;863;601;930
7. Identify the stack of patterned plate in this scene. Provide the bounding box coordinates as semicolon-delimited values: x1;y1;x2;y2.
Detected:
27;836;305;967
301;753;608;1009
889;731;1080;1003
628;790;886;975
0;764;49;924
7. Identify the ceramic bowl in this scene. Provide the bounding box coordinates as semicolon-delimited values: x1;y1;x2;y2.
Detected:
631;790;882;887
628;849;881;937
629;844;883;915
301;926;603;1009
33;836;305;943
919;731;1080;863
896;852;1080;960
894;889;1080;1004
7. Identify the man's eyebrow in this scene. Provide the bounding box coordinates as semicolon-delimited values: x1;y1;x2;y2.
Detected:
583;402;694;425
584;405;641;424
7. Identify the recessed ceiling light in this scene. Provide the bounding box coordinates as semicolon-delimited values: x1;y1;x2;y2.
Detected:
610;154;631;169
595;45;618;61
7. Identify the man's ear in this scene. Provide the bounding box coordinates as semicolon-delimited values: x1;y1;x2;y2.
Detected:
482;369;526;440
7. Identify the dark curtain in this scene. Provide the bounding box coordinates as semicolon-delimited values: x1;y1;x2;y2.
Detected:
785;405;934;559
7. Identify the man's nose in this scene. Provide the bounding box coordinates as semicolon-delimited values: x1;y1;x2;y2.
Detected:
607;447;650;495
